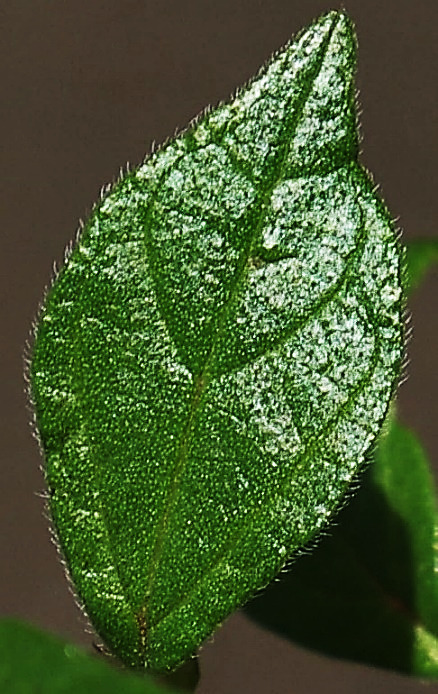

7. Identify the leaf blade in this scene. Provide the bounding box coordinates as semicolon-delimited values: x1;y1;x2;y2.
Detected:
30;10;405;670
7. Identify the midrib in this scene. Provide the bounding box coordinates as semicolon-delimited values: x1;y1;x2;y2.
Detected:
139;14;340;653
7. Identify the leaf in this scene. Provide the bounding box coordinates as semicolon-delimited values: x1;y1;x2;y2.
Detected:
405;238;438;295
245;417;438;677
29;11;404;671
0;619;178;693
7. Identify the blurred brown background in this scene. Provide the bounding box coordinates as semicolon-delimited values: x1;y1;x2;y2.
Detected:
1;1;437;692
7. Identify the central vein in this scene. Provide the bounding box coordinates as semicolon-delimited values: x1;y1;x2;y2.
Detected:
139;15;339;651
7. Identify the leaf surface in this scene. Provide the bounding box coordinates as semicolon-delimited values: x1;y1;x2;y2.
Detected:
0;620;177;693
245;417;438;677
30;11;404;670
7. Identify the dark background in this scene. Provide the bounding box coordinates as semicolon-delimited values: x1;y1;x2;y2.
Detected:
1;1;437;692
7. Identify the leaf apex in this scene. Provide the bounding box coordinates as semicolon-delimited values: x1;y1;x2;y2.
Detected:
308;9;357;69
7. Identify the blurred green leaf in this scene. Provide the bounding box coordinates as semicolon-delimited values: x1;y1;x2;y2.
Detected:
0;619;180;694
245;418;438;677
406;239;438;294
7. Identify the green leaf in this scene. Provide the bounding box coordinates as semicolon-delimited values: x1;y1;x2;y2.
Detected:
245;418;438;677
405;238;438;295
0;619;178;693
29;11;404;671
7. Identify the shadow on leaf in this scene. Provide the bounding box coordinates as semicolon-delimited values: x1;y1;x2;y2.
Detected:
245;463;419;674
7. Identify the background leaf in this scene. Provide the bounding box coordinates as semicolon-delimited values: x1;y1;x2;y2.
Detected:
405;239;438;294
245;416;438;677
29;10;404;671
0;619;179;694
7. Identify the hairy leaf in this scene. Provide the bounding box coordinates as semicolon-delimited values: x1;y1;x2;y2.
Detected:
30;11;404;671
245;417;438;677
0;620;177;693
